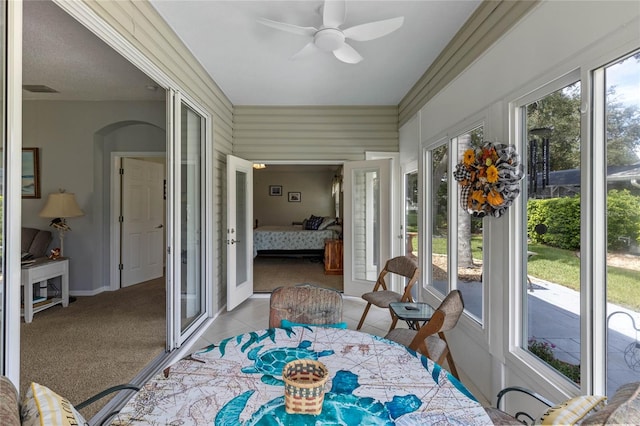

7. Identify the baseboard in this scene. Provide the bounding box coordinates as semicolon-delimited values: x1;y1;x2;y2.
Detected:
69;286;110;297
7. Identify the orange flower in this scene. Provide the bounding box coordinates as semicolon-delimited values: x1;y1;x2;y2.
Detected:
486;165;499;183
487;190;504;207
471;190;486;205
463;149;476;166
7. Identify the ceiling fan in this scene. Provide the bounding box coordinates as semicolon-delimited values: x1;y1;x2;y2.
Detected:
257;0;404;64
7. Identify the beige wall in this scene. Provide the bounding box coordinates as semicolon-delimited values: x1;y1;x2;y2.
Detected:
254;168;337;226
234;106;399;161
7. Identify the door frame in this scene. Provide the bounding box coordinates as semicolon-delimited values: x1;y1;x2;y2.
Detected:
109;152;166;291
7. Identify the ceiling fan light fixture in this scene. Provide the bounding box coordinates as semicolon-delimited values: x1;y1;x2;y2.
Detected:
314;28;345;52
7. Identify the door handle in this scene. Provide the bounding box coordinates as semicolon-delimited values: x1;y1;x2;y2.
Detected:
230;239;241;244
156;224;164;229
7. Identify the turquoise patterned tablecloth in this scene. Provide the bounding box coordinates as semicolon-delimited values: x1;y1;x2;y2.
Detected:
111;327;491;425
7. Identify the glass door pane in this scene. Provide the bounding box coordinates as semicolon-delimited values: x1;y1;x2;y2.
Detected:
605;52;640;396
180;103;204;331
352;168;380;282
235;170;248;286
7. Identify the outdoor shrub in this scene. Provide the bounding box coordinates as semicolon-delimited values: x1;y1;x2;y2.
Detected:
527;197;580;250
528;190;640;251
607;189;640;250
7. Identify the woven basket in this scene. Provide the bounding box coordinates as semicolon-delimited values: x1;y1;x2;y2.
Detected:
282;359;329;415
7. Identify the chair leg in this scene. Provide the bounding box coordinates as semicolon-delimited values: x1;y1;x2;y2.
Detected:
357;302;373;330
439;333;459;379
388;309;399;332
445;350;460;380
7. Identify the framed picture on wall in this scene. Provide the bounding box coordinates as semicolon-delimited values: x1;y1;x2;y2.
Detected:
22;148;41;199
288;192;301;202
269;185;282;196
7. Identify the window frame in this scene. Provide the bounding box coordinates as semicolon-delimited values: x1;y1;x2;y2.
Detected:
421;113;490;347
507;69;592;396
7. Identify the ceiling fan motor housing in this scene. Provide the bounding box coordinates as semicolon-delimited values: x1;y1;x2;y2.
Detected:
314;28;345;52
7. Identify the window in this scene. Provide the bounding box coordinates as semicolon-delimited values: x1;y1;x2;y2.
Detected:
603;52;640;396
426;125;484;324
404;170;418;260
520;80;582;385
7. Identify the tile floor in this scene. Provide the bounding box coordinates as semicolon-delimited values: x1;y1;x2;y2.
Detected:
187;294;490;406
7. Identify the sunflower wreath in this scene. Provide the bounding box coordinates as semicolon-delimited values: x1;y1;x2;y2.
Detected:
453;142;524;218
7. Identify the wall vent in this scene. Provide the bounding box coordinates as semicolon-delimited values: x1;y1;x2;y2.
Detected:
23;85;59;93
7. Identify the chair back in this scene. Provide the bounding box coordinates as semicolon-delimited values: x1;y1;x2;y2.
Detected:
269;284;343;328
377;256;419;300
436;289;465;332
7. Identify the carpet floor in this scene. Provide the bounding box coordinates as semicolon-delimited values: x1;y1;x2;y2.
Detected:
253;256;343;293
20;277;166;420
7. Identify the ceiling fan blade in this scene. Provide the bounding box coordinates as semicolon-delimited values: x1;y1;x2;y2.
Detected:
290;41;318;60
343;16;404;41
323;0;346;28
257;17;317;37
333;43;363;64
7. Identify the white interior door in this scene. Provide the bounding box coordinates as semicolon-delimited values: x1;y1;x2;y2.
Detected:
226;155;253;310
121;157;164;287
343;159;392;297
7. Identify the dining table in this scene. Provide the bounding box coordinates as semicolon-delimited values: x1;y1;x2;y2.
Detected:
110;326;492;425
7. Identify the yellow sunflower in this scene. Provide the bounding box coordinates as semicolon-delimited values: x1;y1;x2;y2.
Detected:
486;165;499;183
463;149;476;166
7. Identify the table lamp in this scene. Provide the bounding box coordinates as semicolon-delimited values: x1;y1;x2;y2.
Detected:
39;189;84;256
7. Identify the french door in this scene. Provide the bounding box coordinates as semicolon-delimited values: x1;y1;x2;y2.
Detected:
168;93;212;348
343;159;392;297
226;155;253;310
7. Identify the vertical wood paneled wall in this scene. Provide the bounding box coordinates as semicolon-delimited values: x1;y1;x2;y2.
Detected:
233;106;399;161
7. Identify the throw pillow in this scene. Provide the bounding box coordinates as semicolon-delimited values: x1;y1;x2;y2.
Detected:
21;382;88;426
318;217;336;230
305;215;324;230
581;382;640;425
280;319;348;329
539;395;607;425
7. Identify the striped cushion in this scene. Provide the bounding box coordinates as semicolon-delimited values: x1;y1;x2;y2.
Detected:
540;395;606;425
21;382;87;426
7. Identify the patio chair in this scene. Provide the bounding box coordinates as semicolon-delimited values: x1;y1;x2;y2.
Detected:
356;255;419;332
384;289;464;379
269;284;343;328
484;382;640;425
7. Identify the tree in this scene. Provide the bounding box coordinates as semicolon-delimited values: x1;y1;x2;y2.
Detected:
607;90;640;166
527;82;581;171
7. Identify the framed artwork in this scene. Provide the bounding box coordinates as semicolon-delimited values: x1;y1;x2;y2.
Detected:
269;185;282;196
22;148;41;199
288;192;301;202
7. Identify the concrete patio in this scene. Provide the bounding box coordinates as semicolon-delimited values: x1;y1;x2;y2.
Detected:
435;277;640;396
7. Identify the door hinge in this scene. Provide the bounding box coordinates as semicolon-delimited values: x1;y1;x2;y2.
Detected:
119;168;124;175
118;263;123;270
119;216;123;223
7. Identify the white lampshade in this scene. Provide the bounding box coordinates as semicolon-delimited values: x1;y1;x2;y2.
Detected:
39;192;84;218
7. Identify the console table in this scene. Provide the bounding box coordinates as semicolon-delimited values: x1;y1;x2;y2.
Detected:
21;257;69;323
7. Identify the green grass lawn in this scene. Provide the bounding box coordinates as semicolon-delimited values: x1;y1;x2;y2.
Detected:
527;243;640;311
429;237;640;311
431;236;483;260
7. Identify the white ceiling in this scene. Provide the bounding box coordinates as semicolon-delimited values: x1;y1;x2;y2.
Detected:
23;0;481;106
